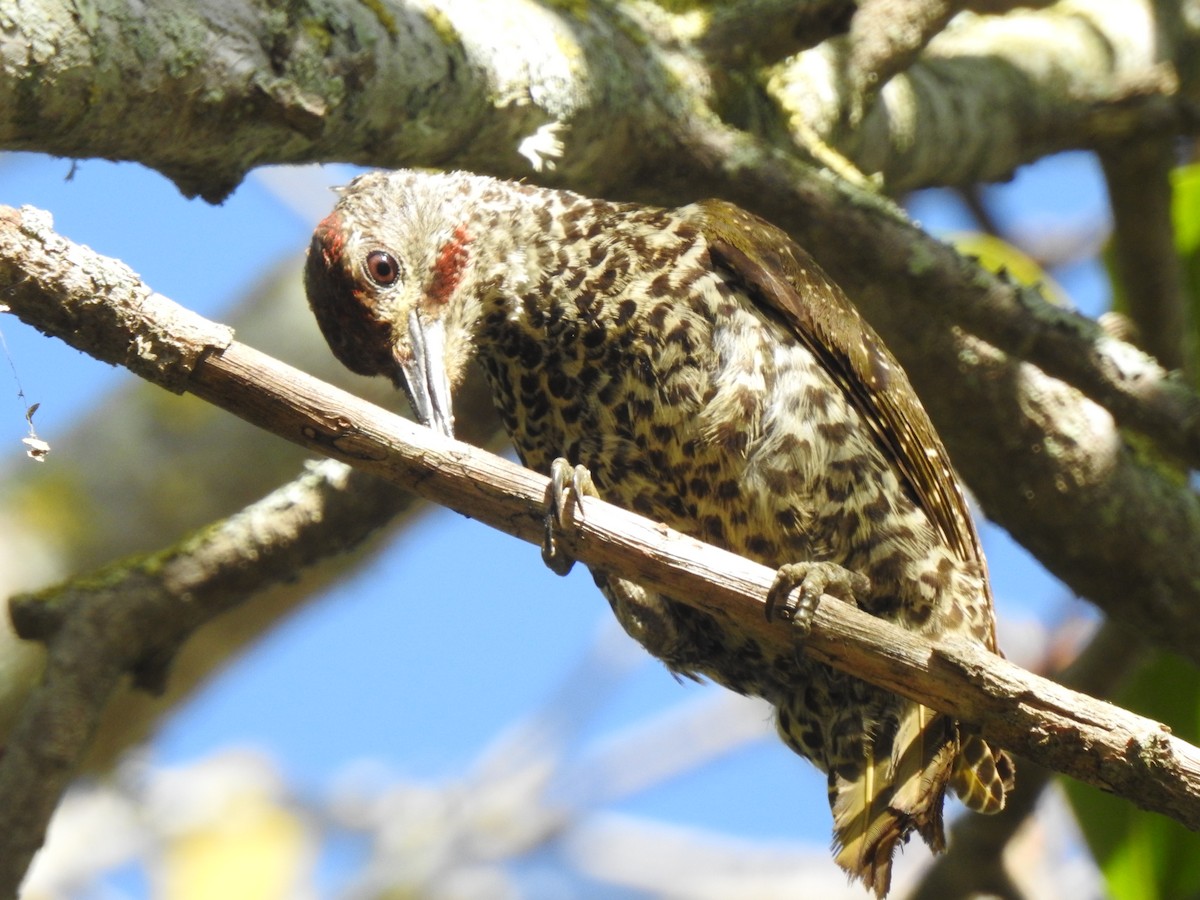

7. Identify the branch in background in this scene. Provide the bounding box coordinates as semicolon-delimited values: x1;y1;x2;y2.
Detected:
768;0;1191;192
777;0;969;186
3;205;1200;894
1101;138;1192;377
0;459;408;895
951;270;1200;466
843;0;968;125
695;0;856;68
671;115;1200;663
963;0;1056;10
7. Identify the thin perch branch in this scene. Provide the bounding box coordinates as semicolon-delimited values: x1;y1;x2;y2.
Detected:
3;206;1200;843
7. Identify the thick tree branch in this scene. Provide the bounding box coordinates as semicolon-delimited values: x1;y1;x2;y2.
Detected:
0;0;675;200
768;0;1195;191
3;0;1193;202
3;206;1200;893
945;271;1200;466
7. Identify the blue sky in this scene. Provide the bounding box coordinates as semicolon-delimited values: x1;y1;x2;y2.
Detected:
0;150;1109;893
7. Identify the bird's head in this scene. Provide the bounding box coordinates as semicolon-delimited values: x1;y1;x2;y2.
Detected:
305;170;498;438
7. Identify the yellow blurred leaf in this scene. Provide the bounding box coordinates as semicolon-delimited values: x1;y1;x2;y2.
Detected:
950;231;1069;305
163;788;310;900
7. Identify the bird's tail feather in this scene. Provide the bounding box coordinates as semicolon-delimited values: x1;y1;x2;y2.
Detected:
831;702;955;898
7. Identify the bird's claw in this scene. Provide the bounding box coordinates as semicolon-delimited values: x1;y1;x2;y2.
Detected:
765;562;870;640
541;458;597;576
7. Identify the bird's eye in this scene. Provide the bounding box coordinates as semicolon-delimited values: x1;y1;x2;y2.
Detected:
364;250;400;286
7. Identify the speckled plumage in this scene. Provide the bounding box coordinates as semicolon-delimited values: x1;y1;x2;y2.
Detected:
305;170;1013;896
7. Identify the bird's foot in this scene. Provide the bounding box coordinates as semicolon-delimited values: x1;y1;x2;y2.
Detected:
541;458;597;576
764;562;870;639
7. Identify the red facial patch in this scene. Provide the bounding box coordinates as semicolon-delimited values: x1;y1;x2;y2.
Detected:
428;224;471;305
315;211;346;266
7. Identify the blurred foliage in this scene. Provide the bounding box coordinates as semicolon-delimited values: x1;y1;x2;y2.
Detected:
1170;163;1200;389
949;231;1069;306
1063;651;1200;900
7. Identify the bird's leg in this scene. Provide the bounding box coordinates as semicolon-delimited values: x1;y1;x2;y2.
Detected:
541;457;597;576
542;459;693;666
765;562;871;639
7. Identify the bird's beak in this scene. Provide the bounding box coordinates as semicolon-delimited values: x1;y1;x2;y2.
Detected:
397;309;456;438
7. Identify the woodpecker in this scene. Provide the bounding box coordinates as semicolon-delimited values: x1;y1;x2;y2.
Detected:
305;169;1013;896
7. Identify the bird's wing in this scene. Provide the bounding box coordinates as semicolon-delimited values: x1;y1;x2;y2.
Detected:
694;200;987;586
696;202;1013;892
